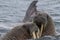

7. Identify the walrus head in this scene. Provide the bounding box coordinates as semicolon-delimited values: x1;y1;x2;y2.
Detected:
33;12;49;37
33;13;48;29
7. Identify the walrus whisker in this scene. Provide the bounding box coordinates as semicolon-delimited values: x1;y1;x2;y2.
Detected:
39;24;44;37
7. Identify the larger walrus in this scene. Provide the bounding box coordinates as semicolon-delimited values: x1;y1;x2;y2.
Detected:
23;0;56;38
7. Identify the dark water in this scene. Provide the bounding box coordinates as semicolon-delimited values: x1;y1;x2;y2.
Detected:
0;0;60;40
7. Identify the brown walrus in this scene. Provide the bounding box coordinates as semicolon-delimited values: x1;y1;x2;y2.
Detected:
23;0;56;38
0;22;40;40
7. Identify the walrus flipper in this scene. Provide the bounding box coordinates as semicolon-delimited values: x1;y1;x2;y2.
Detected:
23;0;38;22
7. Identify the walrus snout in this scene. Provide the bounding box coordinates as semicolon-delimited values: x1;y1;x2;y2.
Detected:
33;15;47;27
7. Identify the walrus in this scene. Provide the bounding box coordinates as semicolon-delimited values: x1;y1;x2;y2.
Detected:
0;22;40;40
23;0;56;38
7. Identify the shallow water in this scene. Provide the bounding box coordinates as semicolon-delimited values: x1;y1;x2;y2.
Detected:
0;0;60;37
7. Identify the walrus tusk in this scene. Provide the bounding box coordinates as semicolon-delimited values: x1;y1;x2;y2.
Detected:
39;24;44;37
32;30;40;39
32;32;36;39
32;24;44;39
37;29;40;38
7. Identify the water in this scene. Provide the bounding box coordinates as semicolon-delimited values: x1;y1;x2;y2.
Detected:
0;0;60;37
